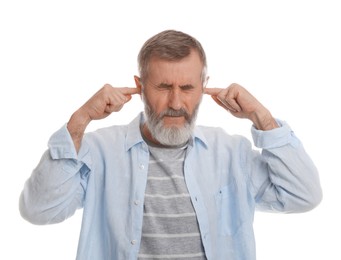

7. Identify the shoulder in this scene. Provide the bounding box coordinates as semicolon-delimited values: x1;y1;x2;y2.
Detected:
86;124;128;139
195;125;252;149
84;113;143;143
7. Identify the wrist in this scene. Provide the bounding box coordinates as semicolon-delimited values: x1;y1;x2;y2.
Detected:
67;109;91;151
250;109;279;131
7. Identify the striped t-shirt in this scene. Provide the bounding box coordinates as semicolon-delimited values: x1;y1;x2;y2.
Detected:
138;143;206;260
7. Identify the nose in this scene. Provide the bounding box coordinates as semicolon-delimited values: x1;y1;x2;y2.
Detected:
168;89;183;110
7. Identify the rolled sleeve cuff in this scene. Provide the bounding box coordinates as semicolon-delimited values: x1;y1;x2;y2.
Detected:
48;124;78;160
251;119;300;149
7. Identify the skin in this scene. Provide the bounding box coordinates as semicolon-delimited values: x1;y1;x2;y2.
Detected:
67;50;278;152
134;51;205;145
204;84;279;131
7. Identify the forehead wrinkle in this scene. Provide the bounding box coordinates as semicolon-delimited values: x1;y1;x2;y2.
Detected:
147;55;203;85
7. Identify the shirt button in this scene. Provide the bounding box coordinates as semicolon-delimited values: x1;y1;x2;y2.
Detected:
131;239;137;245
139;164;145;170
134;200;139;205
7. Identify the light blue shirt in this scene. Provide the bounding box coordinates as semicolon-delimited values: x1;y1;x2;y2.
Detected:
20;112;322;260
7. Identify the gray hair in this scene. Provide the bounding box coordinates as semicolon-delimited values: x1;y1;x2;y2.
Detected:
137;29;207;85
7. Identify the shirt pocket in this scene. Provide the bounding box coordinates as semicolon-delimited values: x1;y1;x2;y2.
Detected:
215;182;244;236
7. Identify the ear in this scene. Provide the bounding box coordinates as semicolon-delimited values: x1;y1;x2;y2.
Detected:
204;76;210;88
134;75;143;94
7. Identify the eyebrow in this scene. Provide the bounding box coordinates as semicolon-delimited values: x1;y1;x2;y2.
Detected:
157;83;173;88
179;84;195;90
157;83;195;90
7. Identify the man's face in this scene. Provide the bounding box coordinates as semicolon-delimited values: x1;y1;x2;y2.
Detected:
138;51;204;146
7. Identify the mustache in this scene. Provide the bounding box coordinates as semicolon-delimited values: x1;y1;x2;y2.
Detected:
159;108;190;120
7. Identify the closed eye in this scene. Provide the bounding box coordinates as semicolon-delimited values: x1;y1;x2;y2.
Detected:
180;84;195;91
155;83;195;92
157;83;173;90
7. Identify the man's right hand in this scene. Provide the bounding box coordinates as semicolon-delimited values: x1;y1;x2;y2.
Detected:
67;84;140;152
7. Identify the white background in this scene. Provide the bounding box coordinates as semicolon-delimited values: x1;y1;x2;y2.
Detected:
1;0;340;259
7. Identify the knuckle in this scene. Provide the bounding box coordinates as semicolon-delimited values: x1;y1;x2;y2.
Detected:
103;84;112;91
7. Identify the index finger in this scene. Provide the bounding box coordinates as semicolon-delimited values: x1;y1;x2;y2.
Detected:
120;87;141;95
204;87;224;96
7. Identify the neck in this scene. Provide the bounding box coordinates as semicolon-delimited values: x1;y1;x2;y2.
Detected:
141;123;160;145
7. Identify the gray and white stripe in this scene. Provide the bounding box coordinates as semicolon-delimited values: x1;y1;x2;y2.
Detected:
138;145;206;259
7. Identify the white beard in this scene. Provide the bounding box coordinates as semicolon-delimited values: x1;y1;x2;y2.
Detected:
143;96;200;146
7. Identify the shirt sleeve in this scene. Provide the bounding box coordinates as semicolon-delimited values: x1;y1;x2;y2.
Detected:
251;119;299;149
48;123;78;159
249;119;322;213
19;124;90;225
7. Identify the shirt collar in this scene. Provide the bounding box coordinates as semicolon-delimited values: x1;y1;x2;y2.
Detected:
125;112;145;152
